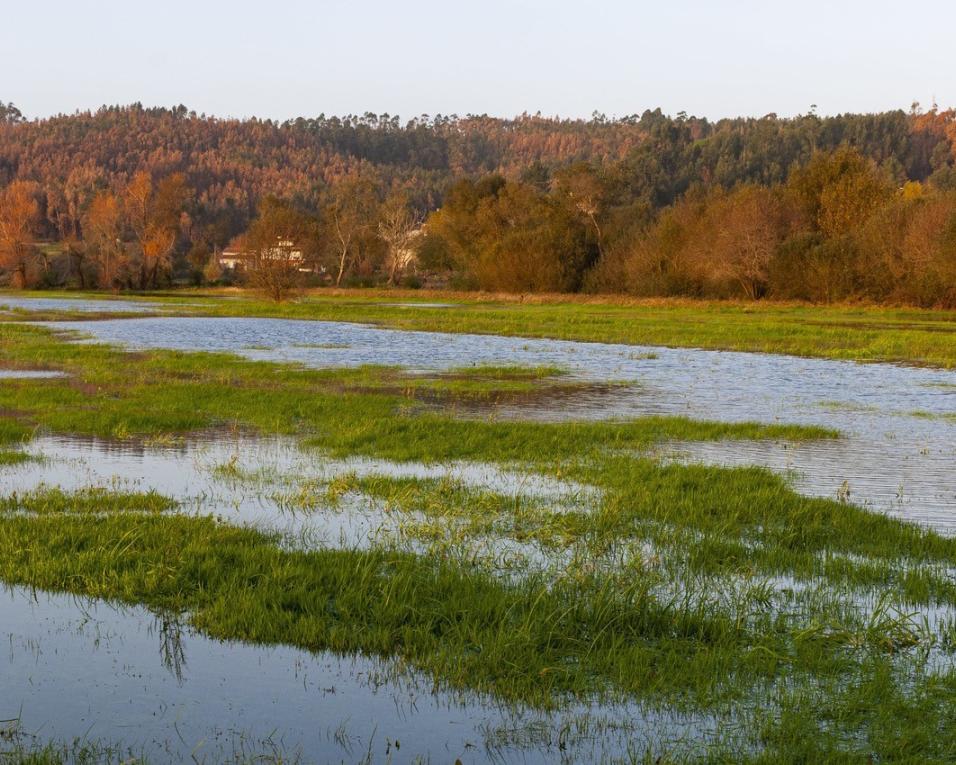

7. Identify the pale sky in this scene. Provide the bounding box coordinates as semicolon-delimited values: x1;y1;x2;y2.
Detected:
3;0;954;121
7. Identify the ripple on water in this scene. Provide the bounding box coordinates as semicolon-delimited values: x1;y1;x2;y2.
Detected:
1;296;163;313
39;314;956;531
2;584;724;763
4;434;598;550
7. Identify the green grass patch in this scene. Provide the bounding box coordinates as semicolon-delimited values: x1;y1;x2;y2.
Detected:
0;450;31;466
0;323;832;455
9;289;956;366
4;310;956;761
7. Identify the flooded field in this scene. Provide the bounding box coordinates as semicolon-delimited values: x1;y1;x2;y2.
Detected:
5;585;709;764
4;298;956;762
46;314;956;532
4;434;597;551
0;295;163;313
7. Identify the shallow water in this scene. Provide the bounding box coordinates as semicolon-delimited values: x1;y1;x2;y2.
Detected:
0;295;162;313
4;302;955;759
4;434;596;549
380;301;459;308
0;369;65;379
2;584;715;764
44;315;956;532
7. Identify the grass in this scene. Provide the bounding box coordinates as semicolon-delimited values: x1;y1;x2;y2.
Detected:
4;471;956;762
0;322;831;454
1;309;956;761
0;742;141;765
0;487;174;515
0;451;31;466
8;288;956;367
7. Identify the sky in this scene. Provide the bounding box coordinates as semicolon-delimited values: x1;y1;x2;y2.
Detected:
3;0;954;122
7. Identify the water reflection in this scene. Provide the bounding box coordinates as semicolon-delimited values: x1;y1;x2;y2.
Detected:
0;584;718;763
0;295;163;313
2;434;597;549
155;615;187;683
42;315;956;531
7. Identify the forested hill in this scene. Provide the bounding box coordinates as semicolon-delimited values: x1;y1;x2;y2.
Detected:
2;104;954;225
4;102;956;304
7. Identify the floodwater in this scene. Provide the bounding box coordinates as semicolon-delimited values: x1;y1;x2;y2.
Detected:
43;314;956;532
380;301;459;308
0;295;162;313
5;300;956;761
0;369;65;379
4;434;596;550
3;585;717;764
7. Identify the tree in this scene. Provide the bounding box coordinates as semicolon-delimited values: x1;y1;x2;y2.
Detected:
818;170;892;239
325;176;380;286
378;191;421;285
552;163;606;257
123;171;190;289
83;191;127;289
0;101;23;124
707;185;790;299
0;181;41;288
787;147;892;236
246;197;320;301
51;166;108;287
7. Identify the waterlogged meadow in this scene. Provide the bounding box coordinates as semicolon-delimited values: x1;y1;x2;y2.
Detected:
1;293;956;763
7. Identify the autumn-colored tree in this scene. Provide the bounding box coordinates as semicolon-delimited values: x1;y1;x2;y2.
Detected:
427;177;595;292
83;190;127;289
424;176;505;281
246;197;320;301
863;192;956;306
123;171;190;289
0;181;41;288
481;182;594;292
706;185;791;299
586;190;707;297
817;170;892;239
552;163;606;257
787;147;893;236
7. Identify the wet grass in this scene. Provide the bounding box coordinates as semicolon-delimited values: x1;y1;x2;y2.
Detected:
8;288;956;367
4;473;956;762
0;492;755;707
0;451;31;466
0;487;174;515
0;742;140;765
0;323;830;452
3;317;956;761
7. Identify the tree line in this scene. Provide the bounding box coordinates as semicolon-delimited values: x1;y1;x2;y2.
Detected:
3;101;956;303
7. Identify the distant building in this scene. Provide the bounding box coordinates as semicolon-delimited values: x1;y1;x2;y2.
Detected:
389;228;423;274
218;248;246;271
218;237;313;273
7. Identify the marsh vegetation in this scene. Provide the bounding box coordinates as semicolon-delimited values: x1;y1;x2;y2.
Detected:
1;294;955;763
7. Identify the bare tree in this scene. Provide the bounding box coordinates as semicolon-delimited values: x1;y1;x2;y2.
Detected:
708;186;787;300
378;192;422;285
325;176;380;287
247;197;319;301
